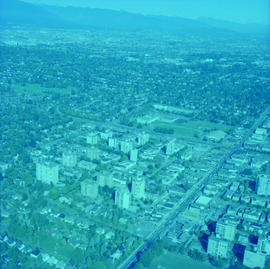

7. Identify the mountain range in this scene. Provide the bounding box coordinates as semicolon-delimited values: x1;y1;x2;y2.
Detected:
0;0;269;36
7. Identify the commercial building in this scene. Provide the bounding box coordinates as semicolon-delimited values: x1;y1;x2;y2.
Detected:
81;180;99;199
256;174;270;196
115;187;131;209
132;177;145;200
36;161;59;184
259;236;270;255
243;246;266;269
207;235;230;259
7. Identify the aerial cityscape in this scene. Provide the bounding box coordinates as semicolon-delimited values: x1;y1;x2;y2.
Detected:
0;1;270;269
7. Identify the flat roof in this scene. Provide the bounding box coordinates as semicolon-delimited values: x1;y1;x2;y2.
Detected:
195;195;211;206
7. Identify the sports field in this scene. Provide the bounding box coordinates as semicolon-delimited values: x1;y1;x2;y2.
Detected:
151;252;215;269
150;119;232;137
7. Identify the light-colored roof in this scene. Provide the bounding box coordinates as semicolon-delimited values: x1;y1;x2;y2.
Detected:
195;195;211;206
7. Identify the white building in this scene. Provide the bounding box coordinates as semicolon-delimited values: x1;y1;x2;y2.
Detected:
130;149;138;162
115;187;131;209
87;146;99;161
100;130;113;140
166;139;176;155
207;235;230;259
216;219;237;241
108;138;118;149
260;238;270;255
36;161;59;184
243;246;266;269
81;180;99;199
97;171;113;188
120;140;133;154
256;175;270;196
86;132;99;145
97;173;106;187
137;132;150;146
132;177;145;200
62;150;77;168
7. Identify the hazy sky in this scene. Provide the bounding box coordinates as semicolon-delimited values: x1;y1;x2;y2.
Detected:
24;0;270;25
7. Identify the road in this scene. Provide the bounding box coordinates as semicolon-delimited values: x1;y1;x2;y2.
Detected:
117;106;270;269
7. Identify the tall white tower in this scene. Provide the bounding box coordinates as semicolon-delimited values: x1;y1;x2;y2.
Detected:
115;187;131;209
130;149;138;162
36;161;59;184
62;150;77;167
81;180;99;199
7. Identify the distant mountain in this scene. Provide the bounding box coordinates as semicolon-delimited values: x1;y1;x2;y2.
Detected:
0;0;73;27
197;17;270;35
43;5;217;33
0;0;267;37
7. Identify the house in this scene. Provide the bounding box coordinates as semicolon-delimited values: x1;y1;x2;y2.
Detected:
111;249;122;263
6;238;16;247
31;249;40;258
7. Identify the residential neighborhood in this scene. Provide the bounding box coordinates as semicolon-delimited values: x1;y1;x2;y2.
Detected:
1;2;270;269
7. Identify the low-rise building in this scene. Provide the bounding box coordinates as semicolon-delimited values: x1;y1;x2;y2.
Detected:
243;245;266;269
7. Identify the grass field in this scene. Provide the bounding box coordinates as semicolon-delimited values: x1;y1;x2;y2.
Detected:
12;83;77;95
150;119;232;137
150;121;201;137
184;120;232;132
151;253;214;269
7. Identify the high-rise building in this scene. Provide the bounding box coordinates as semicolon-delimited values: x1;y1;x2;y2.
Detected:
100;130;113;140
256;175;270;196
81;180;99;199
97;173;106;187
166;139;176;155
87;132;99;145
120;140;133;154
216;219;237;241
36;161;59;184
207;235;230;259
62;150;77;167
132;176;145;200
108;138;118;149
130;149;138;162
115;187;131;209
137;132;149;146
87;146;99;161
97;171;113;188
